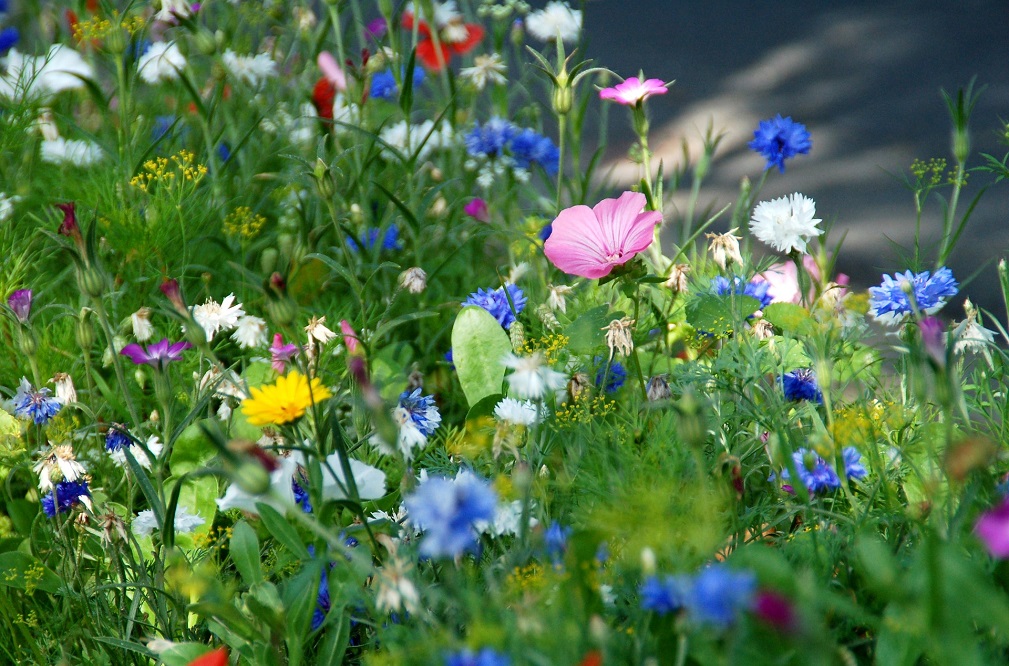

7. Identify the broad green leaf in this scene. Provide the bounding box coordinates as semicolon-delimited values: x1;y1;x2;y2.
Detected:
256;504;311;559
564;305;624;354
452;306;511;407
0;552;62;594
231;520;263;585
763;302;816;335
283;560;323;664
685;294;760;337
171;420;218;476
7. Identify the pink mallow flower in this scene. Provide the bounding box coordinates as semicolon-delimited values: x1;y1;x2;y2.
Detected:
755;256;849;304
599;77;668;106
270;333;299;373
543;191;662;279
976;498;1009;558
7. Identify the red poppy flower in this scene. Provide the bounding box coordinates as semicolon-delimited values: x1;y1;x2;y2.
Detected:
402;12;484;71
187;647;228;666
313;78;337;120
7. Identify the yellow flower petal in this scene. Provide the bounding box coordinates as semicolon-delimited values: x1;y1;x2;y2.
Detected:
240;370;332;426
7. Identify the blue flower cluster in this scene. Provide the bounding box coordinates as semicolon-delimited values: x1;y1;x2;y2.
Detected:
370;67;426;101
41;480;91;518
398;387;441;437
405;470;497;559
749;114;812;173
710;276;773;310
641;564;757;628
12;380;62;425
544;521;571;565
105;425;132;452
778;447;867;493
293;479;312;513
346;225;402;253
868;267;958;326
465;118;559;175
462;283;527;330
445;647;510;666
782;368;822;403
593;356;627;393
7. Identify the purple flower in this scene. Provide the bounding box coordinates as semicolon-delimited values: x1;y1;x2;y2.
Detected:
749;115;811;173
270;333;299;373
464;198;489;223
7;289;31;323
366;17;388;40
976;498;1009;558
120;338;191;369
41;480;91;518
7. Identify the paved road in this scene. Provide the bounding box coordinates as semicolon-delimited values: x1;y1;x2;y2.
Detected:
579;0;1009;322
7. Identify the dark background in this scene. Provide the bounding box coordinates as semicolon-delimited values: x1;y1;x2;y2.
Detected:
573;0;1009;323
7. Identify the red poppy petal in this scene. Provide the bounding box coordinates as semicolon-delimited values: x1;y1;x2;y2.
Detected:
187;647;228;666
402;14;433;39
312;78;336;120
416;39;452;71
450;23;485;56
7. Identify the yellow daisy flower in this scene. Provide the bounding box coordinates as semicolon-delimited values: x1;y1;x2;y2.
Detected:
241;370;332;426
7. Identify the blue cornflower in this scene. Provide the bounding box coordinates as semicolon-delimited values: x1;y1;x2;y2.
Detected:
311;562;331;630
370;67;426;101
640;574;687;615
445;647;511;666
749;114;812;173
293;479;313;513
462;283;527;330
544;521;571;564
781;368;822;403
510;128;560;175
12;378;61;425
41;480;91;518
593;357;627;393
842;446;867;480
105;425;132;452
397;388;442;438
405;469;497;559
0;27;18;53
217;142;231;163
710;276;773;310
868;267;958;326
346;225;401;253
465;117;516;157
684;564;756;627
779;448;840;493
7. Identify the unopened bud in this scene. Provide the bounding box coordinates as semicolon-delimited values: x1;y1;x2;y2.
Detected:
77;309;96;349
645;375;670;402
314;158;335;199
552;85;573;116
509;321;526;352
232;461;272;495
953;127;970;164
398;267;427;294
78;266;107;298
194;28;217;56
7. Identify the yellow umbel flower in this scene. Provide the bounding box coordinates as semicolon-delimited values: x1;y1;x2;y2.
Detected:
241;371;332;426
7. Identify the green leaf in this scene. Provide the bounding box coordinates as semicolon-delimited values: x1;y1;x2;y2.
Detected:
153;643;210;666
466;393;505;422
763;302;816;335
685;294;760;336
256;504;310;559
452;306;511;407
171;420;218;476
564;305;624;354
6;499;37;535
283;560;323;664
0;552;62;594
231;520;263;586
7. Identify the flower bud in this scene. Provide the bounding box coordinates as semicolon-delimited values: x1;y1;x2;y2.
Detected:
314;158;335;200
645;375;670;402
509;320;526;352
76;309;95;349
16;328;37;356
232;461;272;495
953;126;970;164
675;391;707;449
78;266;107;298
398;267;427;294
260;248;278;275
194;28;217;56
105;25;126;54
551;85;573;116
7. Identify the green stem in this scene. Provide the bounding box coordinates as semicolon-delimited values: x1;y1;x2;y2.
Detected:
556;113;567;212
91;300;141;425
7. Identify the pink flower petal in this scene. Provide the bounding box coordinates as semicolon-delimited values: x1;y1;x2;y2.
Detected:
317;51;346;91
976;499;1009;558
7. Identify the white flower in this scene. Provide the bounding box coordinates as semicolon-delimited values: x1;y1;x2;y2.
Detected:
749;193;822;254
460;53;508;90
602;317;635;358
232;314;268;348
0;192;19;222
132;505;204;538
222;49;277;87
305;316;337;346
706;229;743;270
217;456;300;515
954;302;997;365
191;293;245;342
40;138;105;166
399;267;427;294
137;41;187;84
50;373;77;404
547;284;573;314
475;499;538;537
502;352;567;399
379;120;454;161
320;455;386;500
494;397;538;426
131;308;154;342
155;0;193;22
525;1;583;43
33;444;86;492
0;45;94;100
408;0;462;27
372;407;429;460
110;435;163;470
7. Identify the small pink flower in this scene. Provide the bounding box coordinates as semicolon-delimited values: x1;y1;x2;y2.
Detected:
464;198;489;223
756;256;849;304
599;77;668;106
976;498;1009;558
340;320;361;356
270;333;299;373
317;51;347;91
543;191;662;279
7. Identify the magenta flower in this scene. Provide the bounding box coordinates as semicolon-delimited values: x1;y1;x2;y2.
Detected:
543;191;662;279
270;333;299;373
599;77;668;106
8;289;32;323
975;498;1009;558
121;338;191;369
464;197;489;223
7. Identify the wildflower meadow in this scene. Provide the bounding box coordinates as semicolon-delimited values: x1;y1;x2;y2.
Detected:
3;1;1009;664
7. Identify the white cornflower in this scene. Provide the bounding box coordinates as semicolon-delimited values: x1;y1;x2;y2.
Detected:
50;373;77;404
232;314;268;348
33;444;86;492
305;316;337;346
374;557;421;615
954;300;997;364
379;120;454;161
475;499;537;537
131;308;154;342
750;193;822;254
154;0;193;22
494;397;538;426
132;505;204;538
137;41;187;84
221;49;277;87
40;138;105;166
705;228;743;271
502;352;567;399
525;1;583;43
0;45;94;100
547;284;573;314
110;434;163;469
191;293;245;342
460;53;508;90
0;192;19;222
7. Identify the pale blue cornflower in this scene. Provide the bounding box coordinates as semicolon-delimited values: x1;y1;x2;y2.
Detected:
405;469;497;558
12;378;62;425
685;564;757;627
640;574;688;614
868;267;958;326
